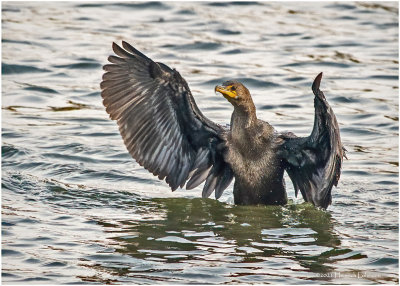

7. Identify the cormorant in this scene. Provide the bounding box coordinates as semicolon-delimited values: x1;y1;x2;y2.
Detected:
101;41;346;209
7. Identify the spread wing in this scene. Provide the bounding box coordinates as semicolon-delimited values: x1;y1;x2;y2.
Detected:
277;73;346;209
101;41;233;199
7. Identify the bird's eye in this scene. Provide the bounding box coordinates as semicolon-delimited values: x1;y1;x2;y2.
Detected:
230;86;236;91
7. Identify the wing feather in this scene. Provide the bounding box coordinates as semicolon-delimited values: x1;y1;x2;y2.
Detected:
101;41;233;197
278;73;346;209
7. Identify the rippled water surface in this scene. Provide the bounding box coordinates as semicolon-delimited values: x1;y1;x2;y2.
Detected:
2;1;399;284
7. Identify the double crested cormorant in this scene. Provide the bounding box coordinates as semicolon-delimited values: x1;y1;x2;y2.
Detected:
101;41;346;209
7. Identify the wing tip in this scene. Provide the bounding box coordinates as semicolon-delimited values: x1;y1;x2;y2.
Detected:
112;41;119;51
112;41;131;52
121;40;132;50
312;72;323;95
121;40;151;61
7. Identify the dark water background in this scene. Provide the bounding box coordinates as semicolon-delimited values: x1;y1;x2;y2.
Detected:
2;1;399;284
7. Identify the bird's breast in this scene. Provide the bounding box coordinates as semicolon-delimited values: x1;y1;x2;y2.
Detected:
225;137;283;187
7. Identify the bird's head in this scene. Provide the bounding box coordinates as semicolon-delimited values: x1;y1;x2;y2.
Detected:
215;81;252;107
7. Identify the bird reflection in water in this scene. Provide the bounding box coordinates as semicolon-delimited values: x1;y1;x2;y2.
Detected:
89;198;364;283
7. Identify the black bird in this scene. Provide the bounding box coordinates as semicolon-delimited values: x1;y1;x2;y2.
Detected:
101;41;346;209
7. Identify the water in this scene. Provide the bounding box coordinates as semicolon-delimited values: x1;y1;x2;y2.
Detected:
2;1;398;284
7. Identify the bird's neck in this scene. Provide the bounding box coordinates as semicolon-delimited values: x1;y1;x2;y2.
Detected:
231;101;257;135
